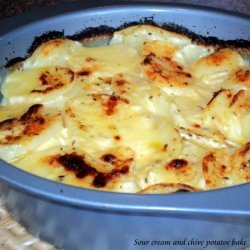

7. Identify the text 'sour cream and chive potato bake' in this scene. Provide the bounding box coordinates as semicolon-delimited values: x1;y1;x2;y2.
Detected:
0;24;249;194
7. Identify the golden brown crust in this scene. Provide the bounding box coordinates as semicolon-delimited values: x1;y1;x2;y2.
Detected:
90;94;130;116
231;142;250;182
202;152;229;188
0;104;46;145
1;23;250;193
30;67;74;94
233;67;250;87
142;53;192;87
205;49;234;66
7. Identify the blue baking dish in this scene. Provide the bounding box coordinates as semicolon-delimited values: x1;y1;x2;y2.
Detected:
0;2;249;250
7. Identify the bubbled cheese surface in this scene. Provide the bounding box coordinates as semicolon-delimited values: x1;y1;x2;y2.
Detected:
0;24;249;193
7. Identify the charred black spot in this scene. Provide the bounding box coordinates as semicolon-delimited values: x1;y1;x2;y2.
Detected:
57;153;92;172
77;71;90;76
56;152;129;188
163;144;168;151
0;118;17;130
93;173;108;188
103;95;129;116
101;154;116;164
76;168;95;178
20;104;43;121
230;90;244;107
110;166;129;178
31;83;64;94
167;159;188;170
243;161;250;168
34;117;45;125
116;79;127;86
143;55;153;65
58;175;66;181
39;72;49;85
207;89;225;106
114;135;121;141
193;124;201;128
175;189;191;193
221;165;227;170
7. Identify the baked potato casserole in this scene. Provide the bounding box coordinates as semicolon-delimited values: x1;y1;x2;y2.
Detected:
0;24;249;193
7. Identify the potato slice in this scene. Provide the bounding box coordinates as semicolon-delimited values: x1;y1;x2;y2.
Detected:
205;89;250;144
191;49;244;87
0;104;65;161
1;66;74;106
23;39;82;69
63;95;183;170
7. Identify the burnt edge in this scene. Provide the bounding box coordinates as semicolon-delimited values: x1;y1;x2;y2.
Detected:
68;25;116;41
4;19;250;68
27;30;65;54
5;56;26;68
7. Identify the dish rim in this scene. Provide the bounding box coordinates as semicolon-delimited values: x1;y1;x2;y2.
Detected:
0;0;249;37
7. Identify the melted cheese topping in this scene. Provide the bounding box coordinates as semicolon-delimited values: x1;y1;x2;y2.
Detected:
0;24;249;193
1;66;75;106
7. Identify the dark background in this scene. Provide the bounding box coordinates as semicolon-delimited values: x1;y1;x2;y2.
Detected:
0;0;249;20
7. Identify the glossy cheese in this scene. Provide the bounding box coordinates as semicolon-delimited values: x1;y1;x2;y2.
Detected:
0;25;249;193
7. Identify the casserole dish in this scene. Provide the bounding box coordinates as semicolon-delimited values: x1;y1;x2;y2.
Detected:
0;2;250;249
